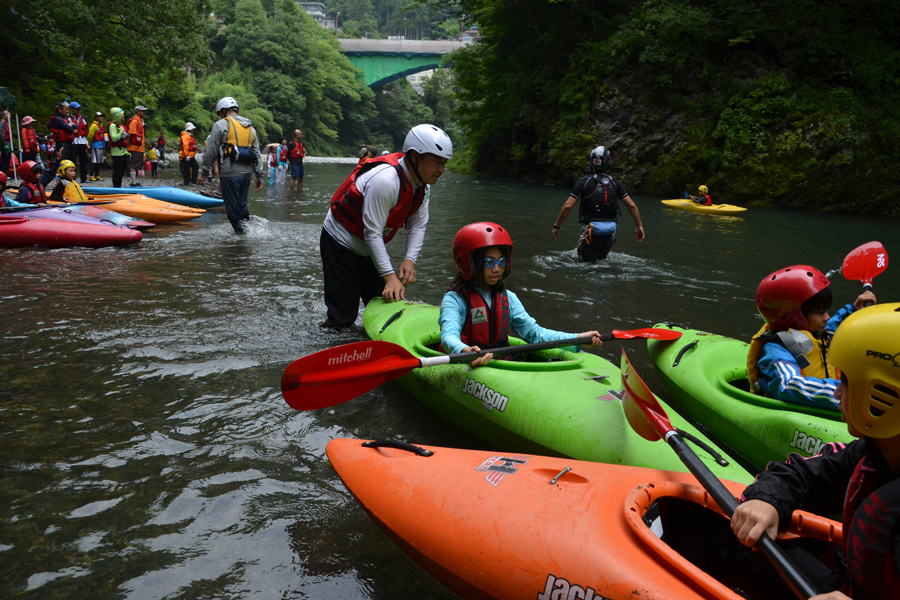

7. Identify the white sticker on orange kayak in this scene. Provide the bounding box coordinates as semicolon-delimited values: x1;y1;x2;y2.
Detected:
475;455;528;486
462;378;509;412
538;574;611;600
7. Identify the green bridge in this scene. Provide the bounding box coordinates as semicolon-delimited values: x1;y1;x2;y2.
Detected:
338;39;468;88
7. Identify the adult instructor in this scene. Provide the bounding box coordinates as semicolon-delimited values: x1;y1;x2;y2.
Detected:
552;145;644;262
320;124;452;328
287;129;305;191
198;96;263;234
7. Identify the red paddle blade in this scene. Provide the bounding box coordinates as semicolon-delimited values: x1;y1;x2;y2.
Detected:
842;241;888;285
281;341;420;411
620;349;673;442
612;328;682;341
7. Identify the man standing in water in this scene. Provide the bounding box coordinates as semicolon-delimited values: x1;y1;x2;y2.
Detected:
552;145;645;262
320;124;452;328
287;129;305;191
198;96;263;234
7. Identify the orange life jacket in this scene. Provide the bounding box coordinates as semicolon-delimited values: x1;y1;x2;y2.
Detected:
126;116;144;151
329;153;425;244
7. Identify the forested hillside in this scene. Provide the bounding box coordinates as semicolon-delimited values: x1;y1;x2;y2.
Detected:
449;0;900;214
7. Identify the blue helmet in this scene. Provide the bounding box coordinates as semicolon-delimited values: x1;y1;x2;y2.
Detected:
69;101;81;109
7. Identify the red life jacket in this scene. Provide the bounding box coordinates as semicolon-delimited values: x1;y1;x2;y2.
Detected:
3;123;9;141
108;123;127;148
330;153;425;243
459;287;511;349
51;115;75;143
18;181;45;204
289;140;305;159
74;116;88;138
23;127;38;151
841;452;900;599
92;123;105;142
278;145;290;163
698;194;712;206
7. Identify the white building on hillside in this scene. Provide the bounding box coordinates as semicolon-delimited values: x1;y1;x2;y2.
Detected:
298;2;335;30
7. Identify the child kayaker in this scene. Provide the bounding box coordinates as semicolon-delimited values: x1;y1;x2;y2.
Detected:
49;159;89;203
747;264;875;410
439;222;602;366
13;161;47;205
733;303;900;600
689;184;712;206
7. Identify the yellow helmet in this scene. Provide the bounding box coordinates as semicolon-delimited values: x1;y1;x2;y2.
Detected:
57;159;76;177
698;185;709;194
828;303;900;438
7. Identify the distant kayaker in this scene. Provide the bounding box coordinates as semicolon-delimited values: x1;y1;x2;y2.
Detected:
49;159;89;203
440;222;602;367
747;265;876;409
320;124;452;328
731;304;900;600
552;145;645;262
690;185;712;206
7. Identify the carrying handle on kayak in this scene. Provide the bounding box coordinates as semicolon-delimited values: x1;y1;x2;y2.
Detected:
672;340;698;367
361;439;434;457
675;428;729;466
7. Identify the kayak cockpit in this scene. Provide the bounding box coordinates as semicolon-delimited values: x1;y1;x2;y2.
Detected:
413;332;586;371
717;367;844;421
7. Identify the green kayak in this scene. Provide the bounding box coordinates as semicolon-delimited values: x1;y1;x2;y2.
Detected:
363;299;752;483
647;324;853;471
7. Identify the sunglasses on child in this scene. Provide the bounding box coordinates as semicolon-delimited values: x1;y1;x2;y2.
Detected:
483;256;508;268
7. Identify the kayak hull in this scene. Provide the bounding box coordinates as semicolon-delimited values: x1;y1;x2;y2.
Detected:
647;324;852;470
661;199;747;214
363;299;751;483
80;186;224;209
48;196;203;223
3;206;116;227
0;215;142;248
327;438;841;600
62;205;155;230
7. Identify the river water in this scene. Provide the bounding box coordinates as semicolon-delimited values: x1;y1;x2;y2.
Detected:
1;163;898;599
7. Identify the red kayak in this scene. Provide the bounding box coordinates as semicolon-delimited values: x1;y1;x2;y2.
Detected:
0;215;142;248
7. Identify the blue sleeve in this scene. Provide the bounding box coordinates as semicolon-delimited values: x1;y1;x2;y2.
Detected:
507;290;580;352
825;303;855;335
438;291;469;354
3;193;31;207
758;344;840;410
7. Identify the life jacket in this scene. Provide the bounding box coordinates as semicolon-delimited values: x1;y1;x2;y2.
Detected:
22;127;38;151
746;324;838;395
179;131;196;158
289;140;305;159
267;153;277;168
697;194;712;206
330;153;426;243
278;145;290;163
74;116;88;138
578;173;620;223
126;116;144;151
92;123;106;143
52;179;88;203
459;287;511;350
223;116;256;164
51;115;75;144
108;122;128;148
842;453;900;600
18;181;45;204
2;123;9;141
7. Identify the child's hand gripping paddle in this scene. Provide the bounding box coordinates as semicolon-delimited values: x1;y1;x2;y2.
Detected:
619;348;818;599
281;328;682;411
842;241;887;306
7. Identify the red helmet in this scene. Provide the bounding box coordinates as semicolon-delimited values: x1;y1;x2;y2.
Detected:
0;172;7;187
19;160;40;183
452;222;513;281
756;265;830;331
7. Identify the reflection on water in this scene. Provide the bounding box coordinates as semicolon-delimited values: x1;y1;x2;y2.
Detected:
1;165;898;598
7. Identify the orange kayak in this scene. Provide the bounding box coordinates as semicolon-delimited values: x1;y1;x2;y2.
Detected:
47;194;205;223
327;438;842;600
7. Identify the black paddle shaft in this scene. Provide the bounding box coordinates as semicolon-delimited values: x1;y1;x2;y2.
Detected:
666;433;818;599
446;336;598;363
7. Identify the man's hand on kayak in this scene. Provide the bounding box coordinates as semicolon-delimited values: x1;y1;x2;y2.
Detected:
464;346;492;368
382;273;405;302
731;499;779;547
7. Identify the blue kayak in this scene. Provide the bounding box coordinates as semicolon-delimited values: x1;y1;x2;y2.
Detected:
80;186;223;210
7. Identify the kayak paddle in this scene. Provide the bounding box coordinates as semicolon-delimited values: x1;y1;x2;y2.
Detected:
281;328;682;411
619;348;818;599
0;201;117;211
842;241;887;306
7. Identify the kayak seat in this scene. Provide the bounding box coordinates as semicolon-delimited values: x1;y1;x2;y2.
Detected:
412;332;586;372
718;366;844;421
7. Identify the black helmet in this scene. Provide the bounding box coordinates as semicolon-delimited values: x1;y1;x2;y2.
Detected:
590;145;610;170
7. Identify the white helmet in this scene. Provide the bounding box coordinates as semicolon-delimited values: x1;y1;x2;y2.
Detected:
215;96;239;114
185;122;196;132
403;124;452;160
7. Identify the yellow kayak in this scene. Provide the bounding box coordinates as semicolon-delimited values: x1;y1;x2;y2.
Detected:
661;199;747;215
48;194;205;223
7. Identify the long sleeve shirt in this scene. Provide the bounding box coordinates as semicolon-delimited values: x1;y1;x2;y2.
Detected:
439;288;580;354
322;156;428;277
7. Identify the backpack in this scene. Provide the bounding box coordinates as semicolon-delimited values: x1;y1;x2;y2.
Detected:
222;116;256;164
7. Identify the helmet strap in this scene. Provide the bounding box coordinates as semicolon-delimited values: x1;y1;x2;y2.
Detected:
406;150;425;186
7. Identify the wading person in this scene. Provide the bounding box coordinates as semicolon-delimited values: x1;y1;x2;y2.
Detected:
198;96;263;234
551;145;645;262
68;101;90;183
126;105;148;186
107;108;129;188
320;124;451;328
287;129;305;190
